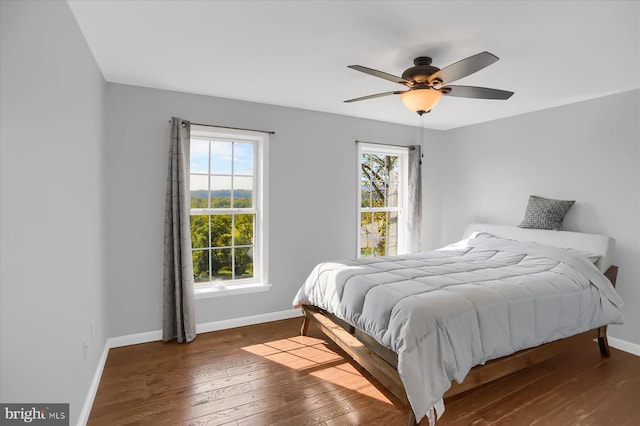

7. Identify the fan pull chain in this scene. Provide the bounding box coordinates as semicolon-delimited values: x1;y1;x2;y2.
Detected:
420;114;424;164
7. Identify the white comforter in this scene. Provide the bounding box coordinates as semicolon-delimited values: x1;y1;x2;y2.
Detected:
292;233;624;423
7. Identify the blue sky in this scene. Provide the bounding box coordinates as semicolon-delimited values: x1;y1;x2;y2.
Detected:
190;139;254;191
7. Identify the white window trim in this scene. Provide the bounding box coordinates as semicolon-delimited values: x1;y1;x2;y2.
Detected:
190;126;269;298
356;143;409;257
194;282;271;299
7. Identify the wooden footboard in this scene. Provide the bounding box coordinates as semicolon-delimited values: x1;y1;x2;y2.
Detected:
300;265;618;425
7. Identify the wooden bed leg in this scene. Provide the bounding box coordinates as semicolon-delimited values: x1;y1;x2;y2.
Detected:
599;266;616;358
598;325;610;357
300;311;309;336
406;408;417;426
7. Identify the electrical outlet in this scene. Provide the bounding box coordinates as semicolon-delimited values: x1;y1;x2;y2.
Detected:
83;337;89;359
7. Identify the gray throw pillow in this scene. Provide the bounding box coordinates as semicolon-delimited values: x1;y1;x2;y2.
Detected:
518;195;575;231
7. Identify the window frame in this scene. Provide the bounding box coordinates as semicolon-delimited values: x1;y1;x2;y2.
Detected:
356;143;409;258
189;125;269;298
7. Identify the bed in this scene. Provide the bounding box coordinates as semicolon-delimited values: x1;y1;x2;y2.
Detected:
292;223;623;425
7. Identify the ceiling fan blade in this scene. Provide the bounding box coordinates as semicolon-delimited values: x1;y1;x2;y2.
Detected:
344;91;406;103
428;51;499;85
348;65;411;86
442;85;514;100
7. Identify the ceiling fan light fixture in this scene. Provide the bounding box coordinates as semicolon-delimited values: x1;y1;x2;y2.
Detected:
345;52;512;114
400;88;442;114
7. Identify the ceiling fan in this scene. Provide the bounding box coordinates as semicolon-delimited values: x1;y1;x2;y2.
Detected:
345;51;514;115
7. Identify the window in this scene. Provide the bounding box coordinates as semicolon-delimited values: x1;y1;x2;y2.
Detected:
357;143;408;257
189;126;268;296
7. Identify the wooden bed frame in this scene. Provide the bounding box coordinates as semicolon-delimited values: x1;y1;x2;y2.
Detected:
300;265;618;425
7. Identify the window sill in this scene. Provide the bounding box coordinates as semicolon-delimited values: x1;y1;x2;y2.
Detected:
194;282;271;299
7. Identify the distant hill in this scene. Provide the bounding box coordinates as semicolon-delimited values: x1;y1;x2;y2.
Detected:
191;189;252;199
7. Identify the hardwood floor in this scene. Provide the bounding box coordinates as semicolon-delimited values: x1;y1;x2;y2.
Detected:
88;318;640;425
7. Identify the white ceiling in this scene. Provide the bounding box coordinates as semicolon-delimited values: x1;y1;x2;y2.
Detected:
67;1;639;130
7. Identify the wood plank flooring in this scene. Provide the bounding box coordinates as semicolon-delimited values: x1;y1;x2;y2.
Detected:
88;318;640;425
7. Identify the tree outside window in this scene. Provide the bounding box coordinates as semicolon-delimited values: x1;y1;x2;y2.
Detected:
359;145;407;257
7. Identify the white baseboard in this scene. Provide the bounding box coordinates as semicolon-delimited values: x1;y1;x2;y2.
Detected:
108;329;163;348
77;341;110;426
106;308;303;348
608;336;640;357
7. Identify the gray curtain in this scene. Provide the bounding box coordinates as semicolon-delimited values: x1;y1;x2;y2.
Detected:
162;117;196;343
407;145;422;253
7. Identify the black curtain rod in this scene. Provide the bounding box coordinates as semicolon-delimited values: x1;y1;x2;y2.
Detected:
356;140;415;150
179;120;275;135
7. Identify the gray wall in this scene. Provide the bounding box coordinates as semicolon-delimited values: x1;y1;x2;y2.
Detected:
433;90;640;345
0;1;107;424
105;83;441;337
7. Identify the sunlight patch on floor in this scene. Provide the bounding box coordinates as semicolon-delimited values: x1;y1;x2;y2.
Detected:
241;336;393;404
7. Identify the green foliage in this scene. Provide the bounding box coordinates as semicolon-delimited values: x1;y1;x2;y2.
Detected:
190;198;255;283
